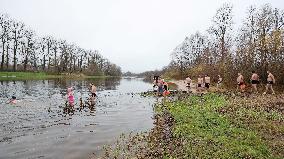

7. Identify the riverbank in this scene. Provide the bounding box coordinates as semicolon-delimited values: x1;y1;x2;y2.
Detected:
99;93;284;158
0;71;115;80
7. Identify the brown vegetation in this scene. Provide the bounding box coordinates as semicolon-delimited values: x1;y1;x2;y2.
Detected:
165;4;284;86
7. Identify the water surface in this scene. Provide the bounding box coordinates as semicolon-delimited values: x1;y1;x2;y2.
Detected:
0;78;155;159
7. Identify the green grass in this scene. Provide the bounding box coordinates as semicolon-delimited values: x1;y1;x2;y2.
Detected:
0;71;51;80
0;71;113;80
165;94;272;158
100;93;284;158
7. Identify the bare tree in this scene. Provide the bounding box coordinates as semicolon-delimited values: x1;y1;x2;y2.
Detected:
11;20;25;71
209;3;233;63
0;14;11;70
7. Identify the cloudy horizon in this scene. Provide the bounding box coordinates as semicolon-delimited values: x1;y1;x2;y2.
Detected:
1;0;283;73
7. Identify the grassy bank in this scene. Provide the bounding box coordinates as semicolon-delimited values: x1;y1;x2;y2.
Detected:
100;93;284;158
0;71;114;80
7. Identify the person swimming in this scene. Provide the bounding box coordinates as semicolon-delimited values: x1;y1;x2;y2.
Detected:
9;96;17;104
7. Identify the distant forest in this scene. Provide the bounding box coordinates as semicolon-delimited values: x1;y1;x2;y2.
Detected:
0;14;122;76
153;4;284;85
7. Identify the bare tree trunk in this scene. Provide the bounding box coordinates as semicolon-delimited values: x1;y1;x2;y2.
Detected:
23;42;29;71
6;44;9;69
47;41;50;71
43;55;46;70
80;55;83;72
33;54;37;70
73;58;76;71
48;56;51;70
13;44;17;72
24;54;28;71
1;41;5;70
54;47;57;72
69;55;72;72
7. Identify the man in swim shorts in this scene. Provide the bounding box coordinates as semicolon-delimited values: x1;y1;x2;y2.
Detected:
197;75;203;92
90;83;97;97
250;71;259;93
204;75;210;89
185;76;191;87
185;76;192;93
237;73;245;92
263;71;275;95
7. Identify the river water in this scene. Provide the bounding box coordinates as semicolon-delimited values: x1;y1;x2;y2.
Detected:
0;78;155;159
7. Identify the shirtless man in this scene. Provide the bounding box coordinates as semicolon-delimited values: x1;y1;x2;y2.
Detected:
237;73;245;92
250;71;259;93
185;76;192;93
197;75;204;92
204;75;210;89
217;75;222;88
90;83;97;97
263;71;275;95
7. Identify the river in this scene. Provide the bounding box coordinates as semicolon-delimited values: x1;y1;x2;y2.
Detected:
0;77;155;159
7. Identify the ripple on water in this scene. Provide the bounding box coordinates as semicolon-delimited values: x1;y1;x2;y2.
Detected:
0;78;155;158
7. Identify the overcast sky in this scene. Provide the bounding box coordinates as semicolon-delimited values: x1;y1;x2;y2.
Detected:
1;0;283;73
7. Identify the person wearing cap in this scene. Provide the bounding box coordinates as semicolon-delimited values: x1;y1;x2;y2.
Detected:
9;96;17;104
67;87;75;107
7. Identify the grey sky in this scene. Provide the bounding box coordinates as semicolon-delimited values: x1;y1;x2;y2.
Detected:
1;0;283;73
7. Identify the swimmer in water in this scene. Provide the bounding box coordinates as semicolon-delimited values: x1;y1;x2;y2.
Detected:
9;96;17;104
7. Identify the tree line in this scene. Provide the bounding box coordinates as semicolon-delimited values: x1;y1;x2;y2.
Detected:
0;13;122;76
167;3;284;85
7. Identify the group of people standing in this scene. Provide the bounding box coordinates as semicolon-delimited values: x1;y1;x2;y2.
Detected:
184;70;275;94
153;76;170;96
185;74;222;92
66;83;97;107
237;71;275;94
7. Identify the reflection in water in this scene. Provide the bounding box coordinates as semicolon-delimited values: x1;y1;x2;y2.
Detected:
63;96;97;116
0;78;155;159
0;77;121;104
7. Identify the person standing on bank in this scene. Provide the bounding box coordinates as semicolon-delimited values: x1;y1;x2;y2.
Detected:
156;77;164;96
263;71;275;95
217;75;222;89
204;75;210;90
197;75;204;92
185;76;192;93
250;71;260;93
237;73;245;92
